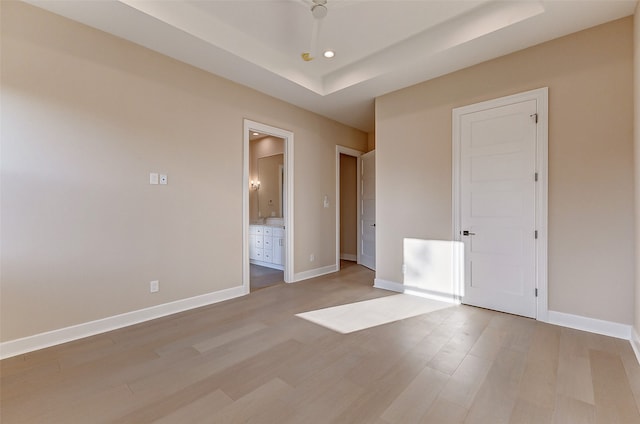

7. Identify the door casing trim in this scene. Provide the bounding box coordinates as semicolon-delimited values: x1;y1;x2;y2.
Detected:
359;150;376;271
243;119;294;291
335;146;364;269
452;87;548;321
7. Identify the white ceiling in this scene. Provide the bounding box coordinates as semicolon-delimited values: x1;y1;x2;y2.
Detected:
24;0;638;133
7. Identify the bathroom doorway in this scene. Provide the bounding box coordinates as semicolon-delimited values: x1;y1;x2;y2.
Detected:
243;120;294;292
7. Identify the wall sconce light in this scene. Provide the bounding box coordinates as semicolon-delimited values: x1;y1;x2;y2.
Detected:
250;180;261;190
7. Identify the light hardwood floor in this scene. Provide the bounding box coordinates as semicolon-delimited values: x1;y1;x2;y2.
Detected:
2;263;639;423
250;264;284;291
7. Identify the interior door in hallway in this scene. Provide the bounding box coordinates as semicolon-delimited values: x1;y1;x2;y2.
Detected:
360;150;375;270
459;99;538;318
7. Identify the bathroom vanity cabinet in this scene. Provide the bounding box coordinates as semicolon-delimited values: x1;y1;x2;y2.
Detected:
249;225;284;270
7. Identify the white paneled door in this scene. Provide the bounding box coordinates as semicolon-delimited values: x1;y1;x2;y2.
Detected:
360;150;375;270
459;99;539;318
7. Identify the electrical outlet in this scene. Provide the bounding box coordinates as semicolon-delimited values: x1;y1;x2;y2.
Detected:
309;254;315;262
159;174;168;185
150;280;159;293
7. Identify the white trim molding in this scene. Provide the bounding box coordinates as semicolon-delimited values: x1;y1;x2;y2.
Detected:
335;145;364;269
374;278;460;304
0;285;246;360
374;278;404;293
294;264;338;282
547;310;632;340
243;119;294;288
375;278;636;350
249;259;284;271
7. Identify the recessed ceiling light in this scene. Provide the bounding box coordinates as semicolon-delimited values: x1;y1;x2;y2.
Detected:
252;132;259;136
323;50;335;59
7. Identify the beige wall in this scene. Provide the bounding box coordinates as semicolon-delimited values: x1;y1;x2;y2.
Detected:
376;18;635;325
367;132;376;152
340;154;358;258
0;1;367;342
249;136;284;221
634;6;640;336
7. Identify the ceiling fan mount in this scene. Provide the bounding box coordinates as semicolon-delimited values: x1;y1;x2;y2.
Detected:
311;0;328;19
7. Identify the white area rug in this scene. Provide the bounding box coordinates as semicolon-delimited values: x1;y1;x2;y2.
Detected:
296;294;453;334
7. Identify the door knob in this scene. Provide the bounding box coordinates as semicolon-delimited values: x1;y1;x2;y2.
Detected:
462;230;476;236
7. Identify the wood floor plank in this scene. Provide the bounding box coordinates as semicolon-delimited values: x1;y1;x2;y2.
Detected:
0;347;161;421
282;377;364;424
206;377;295;423
426;309;489;376
191;321;268;353
279;346;364;409
336;348;440;424
509;398;553;424
422;398;468;424
464;347;527;424
0;356;60;386
616;338;640;411
34;384;135;424
126;326;299;396
517;323;560;409
555;328;595;405
590;349;640;424
211;338;305;400
380;365;449;423
277;333;363;387
152;389;233;424
2;264;639;424
552;394;596;424
468;326;508;361
438;353;493;408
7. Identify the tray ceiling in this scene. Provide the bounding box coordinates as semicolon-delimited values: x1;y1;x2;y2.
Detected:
23;0;638;132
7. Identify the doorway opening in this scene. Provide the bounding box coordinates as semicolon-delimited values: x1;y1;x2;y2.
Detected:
335;146;364;270
244;120;294;293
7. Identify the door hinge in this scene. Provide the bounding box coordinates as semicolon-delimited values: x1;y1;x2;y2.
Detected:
530;113;538;123
534;230;538;239
535;288;538;297
534;172;538;182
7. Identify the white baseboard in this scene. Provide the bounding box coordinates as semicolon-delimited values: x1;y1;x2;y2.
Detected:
547;310;632;340
631;327;640;365
375;279;634;344
249;259;284;271
340;253;357;262
373;278;404;293
0;285;247;360
373;278;460;304
293;264;338;282
403;286;461;304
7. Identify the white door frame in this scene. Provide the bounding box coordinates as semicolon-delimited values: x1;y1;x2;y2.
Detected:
452;87;548;321
359;150;376;271
335;146;364;269
243;119;294;292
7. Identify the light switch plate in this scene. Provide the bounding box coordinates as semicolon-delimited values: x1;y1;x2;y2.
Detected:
150;173;159;185
159;174;168;185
